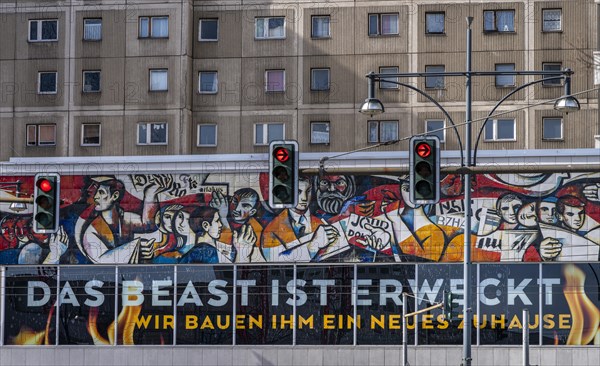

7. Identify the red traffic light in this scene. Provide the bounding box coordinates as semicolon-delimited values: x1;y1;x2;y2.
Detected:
273;147;290;163
415;142;432;158
37;178;53;193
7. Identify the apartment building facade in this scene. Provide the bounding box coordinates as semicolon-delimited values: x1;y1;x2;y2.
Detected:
0;0;598;161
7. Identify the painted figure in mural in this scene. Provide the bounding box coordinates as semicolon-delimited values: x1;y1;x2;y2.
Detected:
556;195;587;234
261;176;340;262
315;175;356;215
18;225;69;264
137;204;183;258
495;193;523;230
74;176;166;264
0;215;19;249
537;197;559;225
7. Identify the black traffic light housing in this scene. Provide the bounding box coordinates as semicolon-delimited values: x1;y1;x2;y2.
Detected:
269;140;299;209
409;136;440;205
443;290;457;321
33;173;60;234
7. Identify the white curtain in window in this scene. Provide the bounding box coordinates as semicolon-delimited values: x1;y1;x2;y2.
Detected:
381;14;398;34
152;17;168;37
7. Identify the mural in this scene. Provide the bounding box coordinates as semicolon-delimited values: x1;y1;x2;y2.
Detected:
0;172;599;265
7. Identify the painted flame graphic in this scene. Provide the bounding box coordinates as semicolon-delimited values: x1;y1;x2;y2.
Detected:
563;264;600;345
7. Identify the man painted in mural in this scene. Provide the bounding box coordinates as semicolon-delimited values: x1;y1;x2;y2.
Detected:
537;197;559;225
261;176;340;262
17;224;69;264
74;176;166;264
315;175;357;216
217;188;265;262
380;176;500;262
495;193;523;230
137;204;183;259
557;195;587;234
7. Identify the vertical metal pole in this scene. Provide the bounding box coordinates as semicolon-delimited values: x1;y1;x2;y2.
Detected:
293;264;297;346
353;264;357;346
523;309;530;366
1;266;5;346
232;264;237;346
173;265;177;345
402;292;408;366
463;16;474;366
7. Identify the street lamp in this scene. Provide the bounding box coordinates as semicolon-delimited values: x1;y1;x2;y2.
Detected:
359;17;580;366
0;180;30;213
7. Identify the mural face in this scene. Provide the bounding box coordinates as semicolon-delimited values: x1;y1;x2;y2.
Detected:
0;172;599;265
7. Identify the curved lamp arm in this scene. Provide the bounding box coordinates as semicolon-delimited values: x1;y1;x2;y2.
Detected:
375;77;465;165
472;75;564;166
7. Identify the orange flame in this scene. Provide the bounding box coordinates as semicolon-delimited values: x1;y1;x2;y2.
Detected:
87;304;142;345
9;301;56;345
563;264;600;345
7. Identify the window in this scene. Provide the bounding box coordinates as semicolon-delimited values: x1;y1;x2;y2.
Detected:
197;124;217;146
81;124;101;146
542;9;562;32
199;18;218;41
255;17;285;39
265;70;285;92
379;67;399;89
425;65;445;89
368;13;399;36
38;72;57;94
484;119;515;141
29;20;58;41
311;68;330;91
83;18;102;41
26;124;56;146
425;12;445;34
254;123;284;145
311;16;330;38
311;122;330;144
139;16;168;38
83;71;101;92
483;10;515;32
426;120;445;142
368;120;398;143
199;71;218;94
542;63;562;86
542;118;563;140
149;69;168;91
495;64;515;87
138;122;167;145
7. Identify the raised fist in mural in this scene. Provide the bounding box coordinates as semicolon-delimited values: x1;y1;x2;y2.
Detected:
539;237;562;261
583;183;600;202
232;224;257;261
355;223;391;251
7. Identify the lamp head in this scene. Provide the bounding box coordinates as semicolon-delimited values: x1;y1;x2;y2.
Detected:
554;96;580;113
359;98;385;117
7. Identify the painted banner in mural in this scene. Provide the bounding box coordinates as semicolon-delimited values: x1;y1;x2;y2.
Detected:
3;263;599;346
0;172;599;264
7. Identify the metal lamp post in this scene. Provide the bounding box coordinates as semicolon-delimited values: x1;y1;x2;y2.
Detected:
359;17;580;366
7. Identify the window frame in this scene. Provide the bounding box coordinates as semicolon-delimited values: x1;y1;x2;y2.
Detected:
82;70;101;93
254;123;285;146
138;16;169;39
197;124;218;147
310;68;330;91
149;69;168;92
425;120;446;143
264;69;286;93
81;123;101;146
495;63;516;87
28;19;58;42
38;71;58;94
198;71;218;94
542;8;562;32
542;117;563;141
542;62;563;86
255;17;286;40
310;121;330;145
425;65;445;89
483;118;516;142
26;124;57;146
425;12;445;34
379;66;399;89
367;120;399;143
137;122;168;145
199;18;219;42
368;13;399;36
83;18;102;41
311;15;331;39
483;10;515;33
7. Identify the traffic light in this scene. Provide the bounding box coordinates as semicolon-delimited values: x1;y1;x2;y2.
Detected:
33;173;60;234
409;136;440;205
269;140;299;209
443;290;457;320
